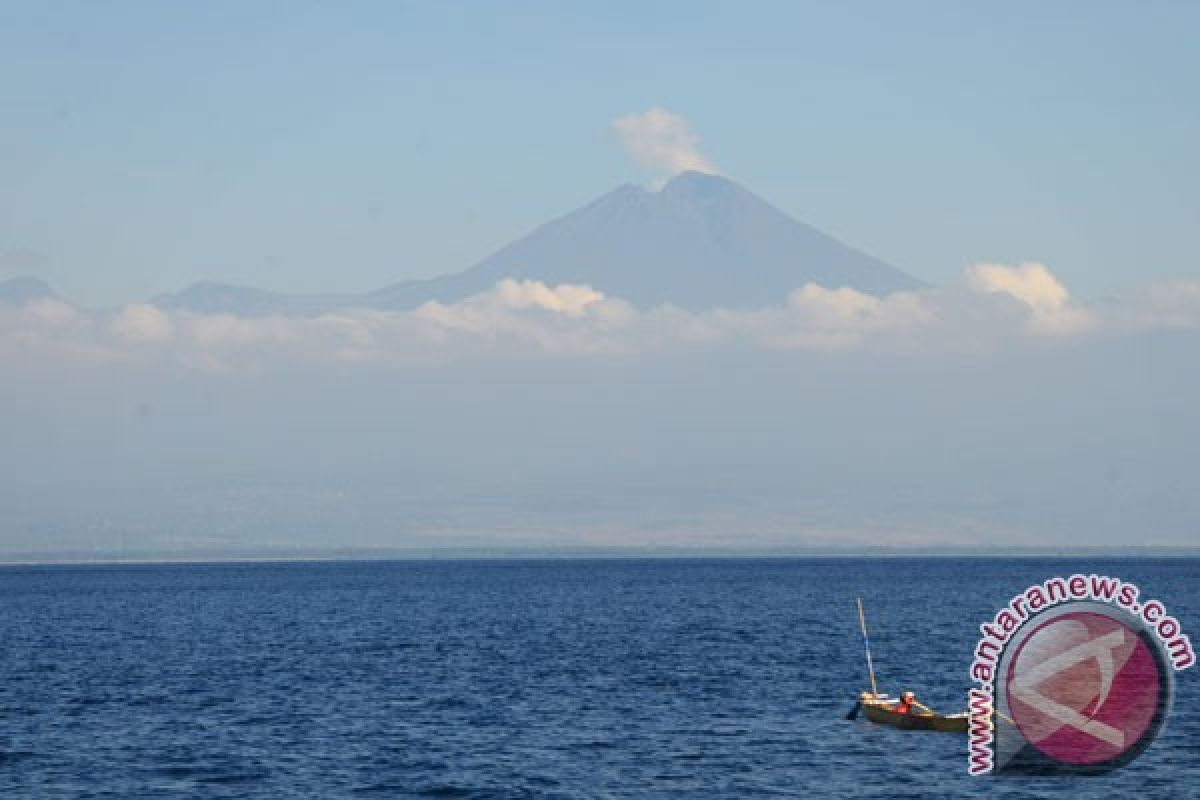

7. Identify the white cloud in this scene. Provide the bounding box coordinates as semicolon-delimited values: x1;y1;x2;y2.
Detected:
0;297;109;363
413;279;637;355
611;108;718;181
788;284;932;332
112;303;173;343
3;265;1200;369
490;278;607;316
967;262;1092;334
24;297;80;328
697;285;935;352
182;313;297;349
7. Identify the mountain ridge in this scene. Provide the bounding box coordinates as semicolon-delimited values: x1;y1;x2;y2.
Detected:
365;171;922;311
14;173;924;314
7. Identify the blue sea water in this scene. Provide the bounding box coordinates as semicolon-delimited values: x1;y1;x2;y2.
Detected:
0;558;1197;798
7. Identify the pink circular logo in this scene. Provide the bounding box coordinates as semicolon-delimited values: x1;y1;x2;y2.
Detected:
1004;610;1167;767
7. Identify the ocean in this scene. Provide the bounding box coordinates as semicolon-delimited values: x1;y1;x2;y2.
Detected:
1;558;1196;798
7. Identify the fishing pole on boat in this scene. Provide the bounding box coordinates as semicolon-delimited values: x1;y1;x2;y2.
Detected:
845;596;879;720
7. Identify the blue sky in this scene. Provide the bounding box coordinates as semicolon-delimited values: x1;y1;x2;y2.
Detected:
2;1;1197;305
3;2;1200;554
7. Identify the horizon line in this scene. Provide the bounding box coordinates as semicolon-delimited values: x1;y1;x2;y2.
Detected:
5;544;1200;567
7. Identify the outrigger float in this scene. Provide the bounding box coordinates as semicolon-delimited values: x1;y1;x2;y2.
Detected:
846;598;969;734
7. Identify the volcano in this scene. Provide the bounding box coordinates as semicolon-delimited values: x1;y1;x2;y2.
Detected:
155;172;922;314
368;171;921;310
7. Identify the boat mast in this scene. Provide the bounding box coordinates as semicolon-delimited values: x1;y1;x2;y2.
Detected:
857;597;879;697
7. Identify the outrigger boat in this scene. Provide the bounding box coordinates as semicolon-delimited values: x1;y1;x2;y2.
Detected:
858;692;968;733
846;598;969;734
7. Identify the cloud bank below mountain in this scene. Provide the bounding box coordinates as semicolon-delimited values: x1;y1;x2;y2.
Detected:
3;263;1198;371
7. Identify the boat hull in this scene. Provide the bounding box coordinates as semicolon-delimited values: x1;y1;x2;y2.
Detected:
862;702;968;733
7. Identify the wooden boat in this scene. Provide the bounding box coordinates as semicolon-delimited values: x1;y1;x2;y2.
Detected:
860;694;968;733
848;600;969;734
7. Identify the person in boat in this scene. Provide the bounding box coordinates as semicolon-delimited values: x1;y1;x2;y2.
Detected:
893;691;917;714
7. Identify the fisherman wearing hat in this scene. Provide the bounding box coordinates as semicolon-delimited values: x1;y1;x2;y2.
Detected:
893;691;917;714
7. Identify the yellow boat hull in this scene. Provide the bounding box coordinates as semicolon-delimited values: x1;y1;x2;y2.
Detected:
862;701;968;733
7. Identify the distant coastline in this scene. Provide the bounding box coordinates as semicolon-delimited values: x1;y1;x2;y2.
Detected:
5;545;1200;566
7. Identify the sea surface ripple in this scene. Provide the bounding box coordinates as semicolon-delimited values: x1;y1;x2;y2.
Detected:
1;558;1197;798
